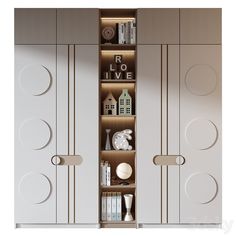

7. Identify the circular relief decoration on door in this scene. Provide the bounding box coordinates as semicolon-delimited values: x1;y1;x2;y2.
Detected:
185;118;218;150
185;173;218;204
19;64;52;96
185;64;217;96
19;119;51;150
18;172;51;204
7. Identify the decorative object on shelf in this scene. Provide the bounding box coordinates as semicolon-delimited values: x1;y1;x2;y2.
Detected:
124;194;134;221
101;192;122;221
102;26;115;43
112;129;132;150
103;92;117;115
118;19;136;44
119;89;132;115
103;71;112;80
116;162;132;185
101;160;111;186
103;54;134;81
105;129;111;150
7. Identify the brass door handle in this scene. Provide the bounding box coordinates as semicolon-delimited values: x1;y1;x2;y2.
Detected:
51;155;83;166
153;155;185;166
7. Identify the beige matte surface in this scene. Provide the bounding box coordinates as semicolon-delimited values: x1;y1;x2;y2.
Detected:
15;9;56;44
180;9;221;44
137;9;179;44
57;9;99;44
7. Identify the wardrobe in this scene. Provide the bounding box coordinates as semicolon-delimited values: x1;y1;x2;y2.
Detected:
15;8;221;228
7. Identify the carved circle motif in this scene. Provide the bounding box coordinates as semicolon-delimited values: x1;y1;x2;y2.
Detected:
185;173;218;204
19;64;51;96
185;64;217;96
19;172;51;204
19;119;51;150
185;118;218;150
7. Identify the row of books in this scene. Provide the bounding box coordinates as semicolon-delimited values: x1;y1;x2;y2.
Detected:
100;160;111;186
101;192;122;221
117;20;136;44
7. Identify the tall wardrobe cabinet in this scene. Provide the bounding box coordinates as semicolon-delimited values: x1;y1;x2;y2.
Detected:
15;8;221;228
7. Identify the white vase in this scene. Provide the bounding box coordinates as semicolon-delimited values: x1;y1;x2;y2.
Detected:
124;194;134;221
105;129;111;150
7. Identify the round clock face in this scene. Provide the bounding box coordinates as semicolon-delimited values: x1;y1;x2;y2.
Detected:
102;26;115;41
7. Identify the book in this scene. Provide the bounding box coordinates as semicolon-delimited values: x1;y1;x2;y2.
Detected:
106;192;112;221
111;192;117;221
106;163;111;186
101;192;107;221
116;192;122;221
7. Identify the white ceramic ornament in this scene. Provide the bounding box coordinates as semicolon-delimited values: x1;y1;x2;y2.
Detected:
116;163;133;180
112;129;132;151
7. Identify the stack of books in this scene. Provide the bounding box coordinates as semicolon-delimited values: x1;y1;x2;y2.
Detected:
101;192;122;221
117;19;136;44
100;160;111;186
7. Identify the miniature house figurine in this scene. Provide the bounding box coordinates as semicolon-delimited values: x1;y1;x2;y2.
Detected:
119;89;132;115
103;92;117;115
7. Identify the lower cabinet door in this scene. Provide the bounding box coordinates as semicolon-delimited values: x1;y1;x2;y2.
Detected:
179;45;221;223
15;45;99;225
137;45;221;225
137;45;162;224
15;45;57;223
56;45;99;224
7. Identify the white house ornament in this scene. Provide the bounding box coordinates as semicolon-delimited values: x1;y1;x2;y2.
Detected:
112;129;133;150
103;92;117;115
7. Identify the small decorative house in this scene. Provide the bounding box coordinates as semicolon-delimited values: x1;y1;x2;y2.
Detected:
103;92;117;115
118;89;132;115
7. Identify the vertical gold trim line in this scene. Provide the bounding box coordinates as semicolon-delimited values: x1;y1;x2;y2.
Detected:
67;45;70;224
73;45;76;224
160;45;163;223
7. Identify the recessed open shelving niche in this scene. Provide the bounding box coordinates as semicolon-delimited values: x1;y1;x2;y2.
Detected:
101;83;136;115
99;9;137;227
100;9;136;45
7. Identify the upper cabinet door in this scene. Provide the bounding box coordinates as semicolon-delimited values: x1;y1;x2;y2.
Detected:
180;9;221;44
137;9;179;44
15;9;56;44
57;9;99;44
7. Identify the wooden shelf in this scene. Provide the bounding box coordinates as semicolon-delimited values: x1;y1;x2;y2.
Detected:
101;44;136;51
101;79;136;83
101;115;136;118
101;150;136;154
100;221;136;228
101;183;136;189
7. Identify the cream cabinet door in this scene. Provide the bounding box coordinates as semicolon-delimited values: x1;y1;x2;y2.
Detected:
179;45;221;223
137;45;162;224
15;45;57;223
137;45;221;225
56;45;99;224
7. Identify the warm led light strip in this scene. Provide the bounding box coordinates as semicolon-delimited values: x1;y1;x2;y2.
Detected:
101;50;135;55
101;17;135;21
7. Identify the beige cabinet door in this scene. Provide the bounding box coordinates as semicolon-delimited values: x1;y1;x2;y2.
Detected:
180;9;221;44
137;45;162;224
57;9;99;44
180;45;221;223
15;45;57;224
137;9;179;44
15;9;56;44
